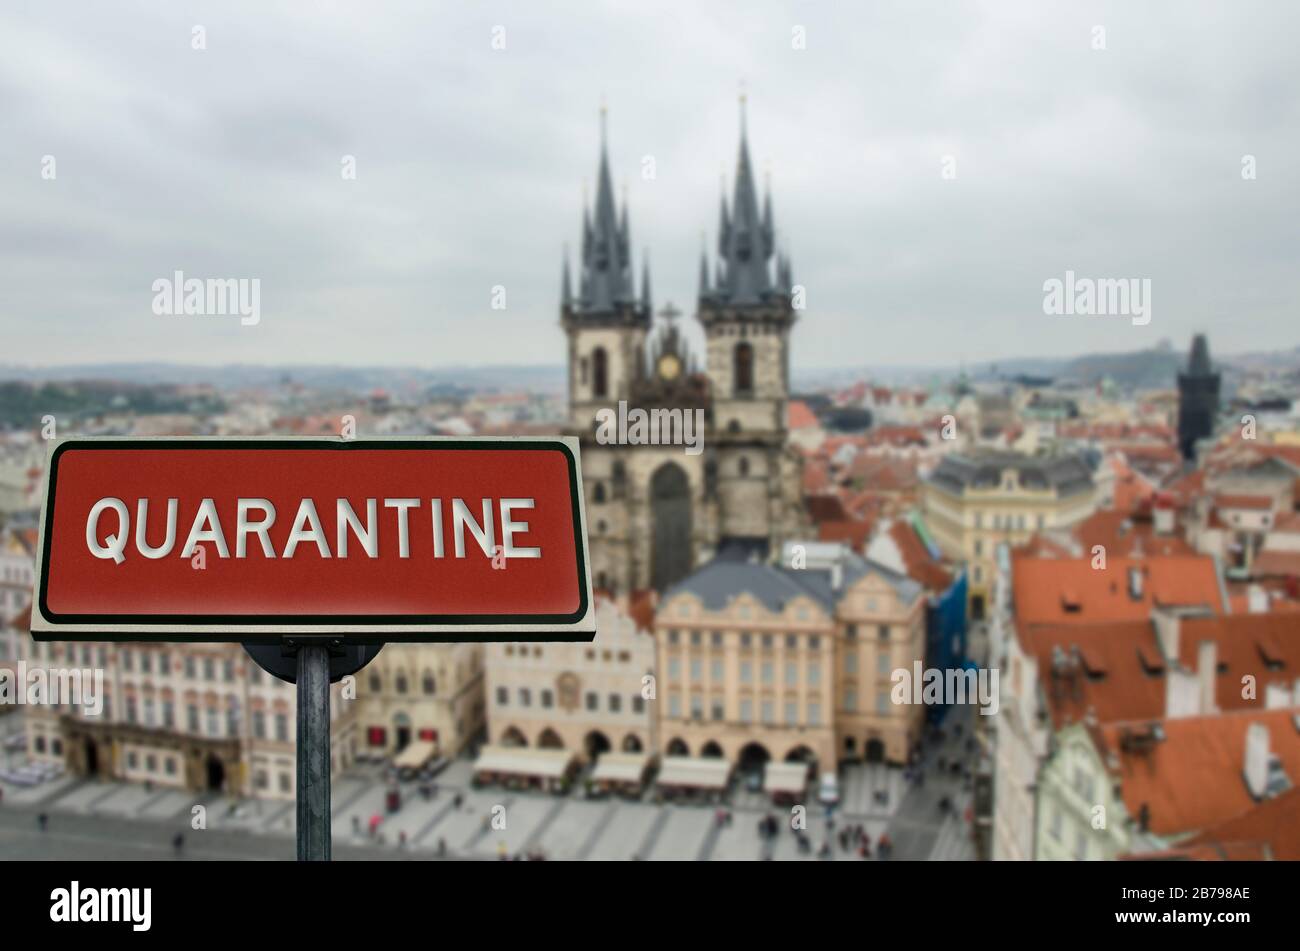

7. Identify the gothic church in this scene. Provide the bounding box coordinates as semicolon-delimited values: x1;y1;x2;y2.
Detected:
560;103;808;594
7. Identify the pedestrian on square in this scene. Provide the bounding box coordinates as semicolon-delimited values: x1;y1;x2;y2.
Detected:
38;812;48;832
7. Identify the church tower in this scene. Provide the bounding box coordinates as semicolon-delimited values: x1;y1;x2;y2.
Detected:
562;108;652;434
561;109;656;595
1177;333;1220;461
697;98;803;555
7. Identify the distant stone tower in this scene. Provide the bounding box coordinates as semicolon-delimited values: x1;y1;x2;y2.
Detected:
697;97;803;554
1177;334;1220;461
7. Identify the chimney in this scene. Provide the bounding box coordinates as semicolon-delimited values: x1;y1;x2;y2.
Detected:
1247;584;1269;614
1264;683;1292;709
1153;497;1175;535
1128;566;1145;600
1197;640;1218;714
1153;607;1181;661
1244;723;1271;800
1164;666;1200;719
830;560;843;592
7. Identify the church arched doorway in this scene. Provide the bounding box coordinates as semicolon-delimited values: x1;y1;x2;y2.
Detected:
650;463;692;591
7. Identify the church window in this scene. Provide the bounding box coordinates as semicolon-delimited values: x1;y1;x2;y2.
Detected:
739;457;750;477
592;347;609;398
593;482;606;503
734;342;754;394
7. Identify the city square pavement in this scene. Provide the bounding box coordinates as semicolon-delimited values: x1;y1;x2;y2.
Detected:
0;711;978;861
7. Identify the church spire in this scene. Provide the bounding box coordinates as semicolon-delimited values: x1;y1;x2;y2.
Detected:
573;103;638;316
641;250;652;318
561;245;573;308
714;91;775;306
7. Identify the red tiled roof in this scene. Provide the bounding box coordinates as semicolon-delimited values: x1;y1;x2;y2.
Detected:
1216;494;1275;511
1019;611;1300;730
1253;551;1300;579
1179;787;1300;861
1012;553;1224;626
817;518;874;551
806;494;849;523
888;520;953;592
802;460;830;494
1098;709;1300;839
787;401;819;430
1075;509;1193;559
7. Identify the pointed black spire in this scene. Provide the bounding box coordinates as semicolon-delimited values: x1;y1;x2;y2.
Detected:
576;104;635;314
714;93;775;306
641;250;652;317
561;245;573;308
1177;333;1221;461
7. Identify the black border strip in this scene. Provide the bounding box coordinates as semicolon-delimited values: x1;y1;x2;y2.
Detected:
37;439;590;638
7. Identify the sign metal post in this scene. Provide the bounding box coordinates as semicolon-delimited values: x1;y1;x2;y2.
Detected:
295;642;332;861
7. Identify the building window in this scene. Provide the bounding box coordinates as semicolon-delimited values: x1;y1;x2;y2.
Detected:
785;663;797;686
519;688;531;707
396;674;408;694
275;714;288;742
784;702;797;725
761;662;774;684
876;693;889;715
878;625;890;641
423;674;436;695
710;659;723;681
845;625;857;641
592;347;608;398
253;711;266;739
632;695;645;714
761;700;775;724
669;658;681;679
609;693;621;713
808;703;821;725
878;653;892;676
844;688;857;712
586;692;598;711
690;695;703;719
541;689;554;708
495;687;508;705
669;695;682;717
808;664;821;686
733;342;754;394
845;652;858;674
740;698;753;722
690;660;702;682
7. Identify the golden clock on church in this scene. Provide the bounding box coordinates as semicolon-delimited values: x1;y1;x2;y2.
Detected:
657;353;681;381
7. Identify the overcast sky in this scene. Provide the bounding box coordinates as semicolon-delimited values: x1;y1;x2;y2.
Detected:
1;1;1296;372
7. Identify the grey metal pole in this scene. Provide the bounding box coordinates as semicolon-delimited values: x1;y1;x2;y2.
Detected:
296;643;332;861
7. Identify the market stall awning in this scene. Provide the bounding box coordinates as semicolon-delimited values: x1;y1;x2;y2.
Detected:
393;739;437;770
764;761;810;795
590;752;652;785
473;745;576;780
656;756;731;790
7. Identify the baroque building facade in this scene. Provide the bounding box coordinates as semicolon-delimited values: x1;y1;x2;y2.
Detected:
561;105;807;596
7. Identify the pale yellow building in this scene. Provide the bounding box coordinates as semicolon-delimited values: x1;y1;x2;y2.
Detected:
654;543;927;774
358;642;485;759
922;451;1098;618
484;594;657;758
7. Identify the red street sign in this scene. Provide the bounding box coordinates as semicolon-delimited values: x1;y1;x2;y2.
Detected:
30;437;594;642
